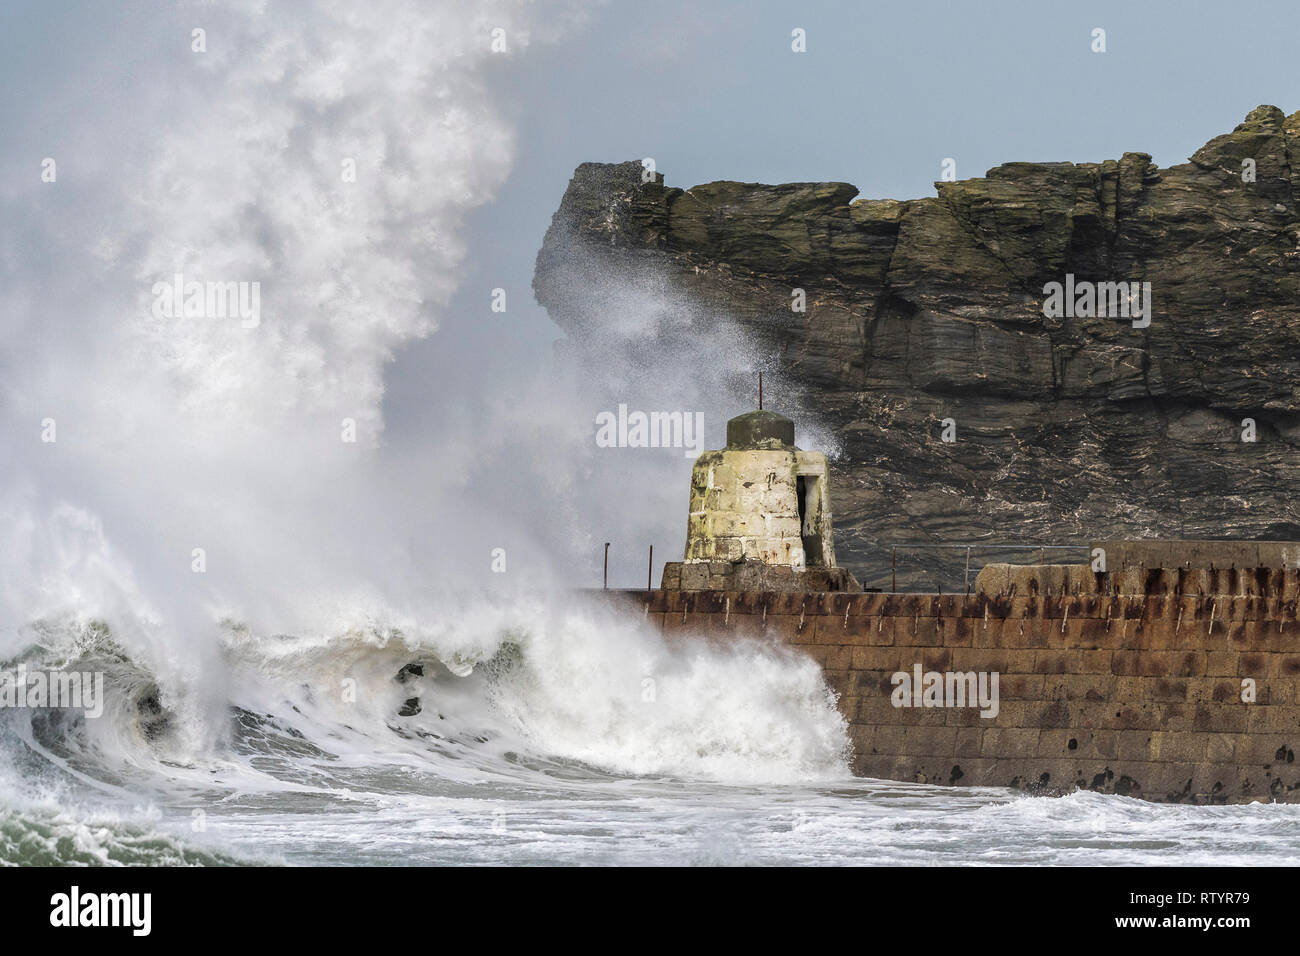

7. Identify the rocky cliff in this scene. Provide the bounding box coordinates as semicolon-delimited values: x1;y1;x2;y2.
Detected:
534;106;1300;589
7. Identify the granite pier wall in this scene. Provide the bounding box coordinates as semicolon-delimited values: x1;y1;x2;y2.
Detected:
611;576;1300;803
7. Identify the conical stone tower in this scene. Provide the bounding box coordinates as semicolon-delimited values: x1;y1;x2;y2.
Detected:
661;410;860;592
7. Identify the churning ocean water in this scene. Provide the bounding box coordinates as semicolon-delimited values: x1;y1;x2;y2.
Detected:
3;595;1299;868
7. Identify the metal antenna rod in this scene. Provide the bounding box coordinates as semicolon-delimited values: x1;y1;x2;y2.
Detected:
603;542;610;590
758;370;763;410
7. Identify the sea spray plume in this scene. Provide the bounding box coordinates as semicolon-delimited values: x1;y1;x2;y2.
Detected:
482;597;852;783
508;207;842;585
372;226;846;591
0;0;587;754
127;1;536;436
0;0;851;822
534;164;843;459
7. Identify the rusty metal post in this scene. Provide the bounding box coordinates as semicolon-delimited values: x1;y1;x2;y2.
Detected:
892;547;896;593
965;546;972;595
603;542;610;590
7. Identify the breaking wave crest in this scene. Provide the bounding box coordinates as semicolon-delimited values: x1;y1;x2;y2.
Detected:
0;596;851;865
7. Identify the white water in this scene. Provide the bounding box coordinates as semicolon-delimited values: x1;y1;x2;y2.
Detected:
9;601;1300;866
1;597;855;864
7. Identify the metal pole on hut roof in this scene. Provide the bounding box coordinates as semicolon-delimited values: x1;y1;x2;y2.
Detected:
758;370;763;411
603;542;610;590
647;544;653;591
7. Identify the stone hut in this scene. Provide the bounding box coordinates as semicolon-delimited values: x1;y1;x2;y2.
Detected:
661;410;860;591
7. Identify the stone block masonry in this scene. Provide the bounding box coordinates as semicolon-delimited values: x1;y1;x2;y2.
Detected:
610;581;1300;803
660;559;860;592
